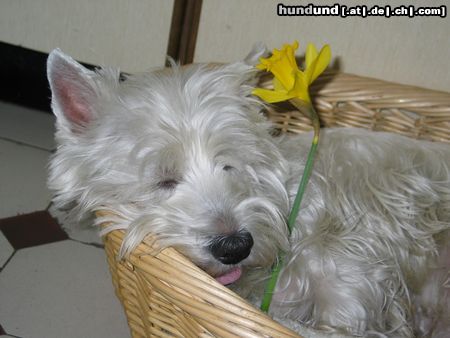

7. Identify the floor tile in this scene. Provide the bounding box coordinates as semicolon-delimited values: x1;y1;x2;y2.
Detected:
0;211;68;250
0;233;14;269
0;101;55;151
0;139;52;218
0;240;130;338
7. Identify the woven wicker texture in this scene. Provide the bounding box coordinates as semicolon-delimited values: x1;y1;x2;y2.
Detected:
264;72;450;142
101;72;450;338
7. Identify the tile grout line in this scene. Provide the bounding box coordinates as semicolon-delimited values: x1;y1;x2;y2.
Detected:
0;250;17;274
0;136;54;153
6;333;24;338
69;238;104;249
0;239;104;275
4;332;23;338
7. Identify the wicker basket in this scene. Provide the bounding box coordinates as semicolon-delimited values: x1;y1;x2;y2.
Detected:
101;72;450;338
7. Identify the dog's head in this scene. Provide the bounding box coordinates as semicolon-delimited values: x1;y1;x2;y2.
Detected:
47;47;290;283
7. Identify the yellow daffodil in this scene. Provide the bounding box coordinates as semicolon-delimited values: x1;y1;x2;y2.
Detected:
257;40;331;314
252;41;331;104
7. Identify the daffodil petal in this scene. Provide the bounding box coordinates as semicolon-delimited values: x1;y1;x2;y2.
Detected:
310;44;331;83
270;65;295;90
252;88;293;103
254;41;330;104
291;90;311;103
286;41;300;72
304;58;317;84
256;62;268;70
292;72;312;103
305;43;318;69
255;41;300;90
273;77;285;91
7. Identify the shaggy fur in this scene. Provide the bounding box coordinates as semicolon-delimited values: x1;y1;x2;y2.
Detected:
47;47;450;337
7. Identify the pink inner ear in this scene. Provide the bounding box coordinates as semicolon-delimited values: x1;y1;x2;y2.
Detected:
56;79;92;126
48;50;99;130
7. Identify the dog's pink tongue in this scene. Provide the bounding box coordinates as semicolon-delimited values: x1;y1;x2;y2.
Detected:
215;267;242;285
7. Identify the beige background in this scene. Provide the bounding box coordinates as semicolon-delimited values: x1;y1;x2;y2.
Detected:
0;0;173;72
1;1;449;91
195;0;450;92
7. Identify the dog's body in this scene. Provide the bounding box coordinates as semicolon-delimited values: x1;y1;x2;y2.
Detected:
47;48;450;337
237;129;450;337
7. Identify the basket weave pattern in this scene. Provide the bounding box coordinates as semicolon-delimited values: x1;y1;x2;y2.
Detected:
102;73;450;338
265;72;450;142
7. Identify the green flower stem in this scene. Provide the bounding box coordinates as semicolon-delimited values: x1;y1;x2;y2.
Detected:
260;99;320;313
286;99;320;232
260;255;284;312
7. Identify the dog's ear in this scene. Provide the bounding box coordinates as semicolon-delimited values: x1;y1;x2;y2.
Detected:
222;42;269;86
47;49;97;131
243;42;269;66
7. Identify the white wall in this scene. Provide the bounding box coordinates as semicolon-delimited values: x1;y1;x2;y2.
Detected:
195;0;450;92
0;0;173;72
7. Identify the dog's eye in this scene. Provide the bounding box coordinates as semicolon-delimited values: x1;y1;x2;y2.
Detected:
157;179;179;190
223;165;235;172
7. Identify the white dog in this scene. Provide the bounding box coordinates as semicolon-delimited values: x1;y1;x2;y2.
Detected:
47;47;450;337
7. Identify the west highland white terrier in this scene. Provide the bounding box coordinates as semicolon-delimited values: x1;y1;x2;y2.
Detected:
47;47;450;337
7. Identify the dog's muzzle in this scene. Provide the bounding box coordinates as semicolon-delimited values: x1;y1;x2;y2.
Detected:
208;231;254;265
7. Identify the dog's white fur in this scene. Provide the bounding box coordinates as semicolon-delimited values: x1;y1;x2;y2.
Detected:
47;47;450;337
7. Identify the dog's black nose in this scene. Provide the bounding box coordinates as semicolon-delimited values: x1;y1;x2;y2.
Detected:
209;231;254;265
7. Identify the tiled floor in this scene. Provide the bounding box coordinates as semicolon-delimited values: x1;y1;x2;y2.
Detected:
0;101;131;338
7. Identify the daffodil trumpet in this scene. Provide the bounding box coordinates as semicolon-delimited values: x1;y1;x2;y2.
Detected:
252;41;331;313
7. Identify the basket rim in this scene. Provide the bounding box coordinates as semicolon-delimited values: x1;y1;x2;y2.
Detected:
101;216;303;337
